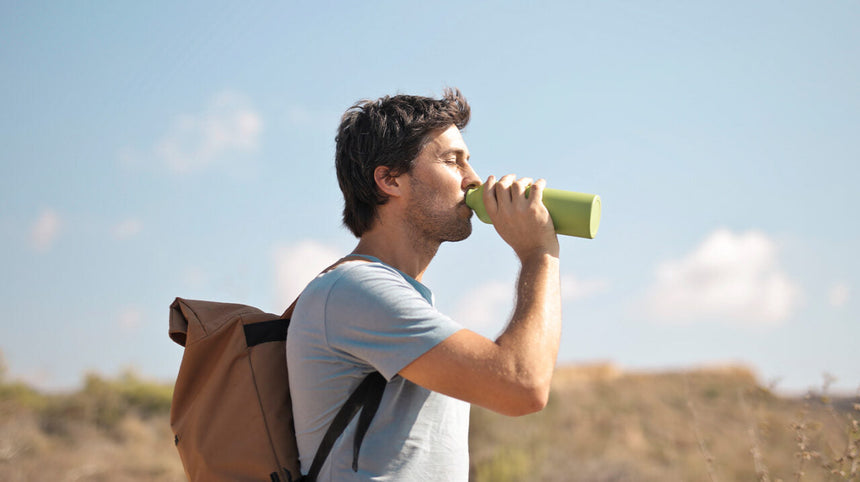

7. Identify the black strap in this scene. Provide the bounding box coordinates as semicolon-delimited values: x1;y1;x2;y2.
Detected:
304;371;387;481
352;373;385;471
243;318;289;347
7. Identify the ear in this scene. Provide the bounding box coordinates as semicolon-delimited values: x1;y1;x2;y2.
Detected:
374;166;404;198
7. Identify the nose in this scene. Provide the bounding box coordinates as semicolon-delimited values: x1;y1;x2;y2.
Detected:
461;161;481;191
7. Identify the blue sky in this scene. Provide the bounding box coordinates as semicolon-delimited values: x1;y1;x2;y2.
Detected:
2;1;858;393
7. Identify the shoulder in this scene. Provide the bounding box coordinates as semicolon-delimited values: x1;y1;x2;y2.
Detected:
296;260;420;316
316;260;414;299
334;259;405;283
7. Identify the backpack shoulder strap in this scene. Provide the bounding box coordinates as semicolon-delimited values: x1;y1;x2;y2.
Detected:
288;254;385;481
352;372;386;471
303;371;386;481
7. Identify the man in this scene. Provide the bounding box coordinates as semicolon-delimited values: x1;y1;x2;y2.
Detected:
287;88;561;480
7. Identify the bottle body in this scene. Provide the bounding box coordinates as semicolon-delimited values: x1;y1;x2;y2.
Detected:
465;185;601;239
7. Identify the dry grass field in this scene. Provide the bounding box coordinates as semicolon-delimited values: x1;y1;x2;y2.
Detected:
470;364;860;481
1;359;857;481
0;369;184;482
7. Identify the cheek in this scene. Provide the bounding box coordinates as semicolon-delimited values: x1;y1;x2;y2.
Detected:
442;168;466;188
412;166;464;198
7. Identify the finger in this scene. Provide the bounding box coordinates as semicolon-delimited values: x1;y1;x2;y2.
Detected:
482;175;498;213
529;178;547;205
496;174;516;188
494;174;516;203
510;177;534;200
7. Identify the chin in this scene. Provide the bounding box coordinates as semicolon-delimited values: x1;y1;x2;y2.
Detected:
445;221;472;243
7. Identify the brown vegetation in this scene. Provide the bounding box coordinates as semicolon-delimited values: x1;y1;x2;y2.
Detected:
0;367;183;482
470;363;860;481
1;358;857;481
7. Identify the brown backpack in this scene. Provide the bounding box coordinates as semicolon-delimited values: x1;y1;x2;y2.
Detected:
168;258;385;482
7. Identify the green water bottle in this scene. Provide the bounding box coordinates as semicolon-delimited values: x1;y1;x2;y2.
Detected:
465;185;601;239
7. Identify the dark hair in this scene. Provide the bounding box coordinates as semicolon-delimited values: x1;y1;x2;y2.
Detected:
335;88;471;237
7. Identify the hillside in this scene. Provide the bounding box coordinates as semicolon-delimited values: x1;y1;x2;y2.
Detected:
1;364;857;481
470;364;859;481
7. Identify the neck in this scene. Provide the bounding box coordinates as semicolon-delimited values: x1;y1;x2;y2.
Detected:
351;220;440;281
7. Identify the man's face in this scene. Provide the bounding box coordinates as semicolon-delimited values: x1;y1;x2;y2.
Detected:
402;124;481;243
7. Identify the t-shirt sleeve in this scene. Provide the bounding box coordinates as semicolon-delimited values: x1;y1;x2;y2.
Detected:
323;263;463;380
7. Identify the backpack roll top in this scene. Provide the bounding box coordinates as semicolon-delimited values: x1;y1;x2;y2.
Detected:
169;297;301;482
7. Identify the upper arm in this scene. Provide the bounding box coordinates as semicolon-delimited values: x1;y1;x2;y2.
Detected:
323;264;464;380
398;329;550;416
324;261;555;416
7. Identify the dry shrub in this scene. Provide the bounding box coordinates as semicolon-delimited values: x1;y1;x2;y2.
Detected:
469;365;859;482
2;356;857;481
0;367;184;481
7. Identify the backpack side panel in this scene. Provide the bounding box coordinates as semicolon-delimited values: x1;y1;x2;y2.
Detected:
245;313;301;479
170;298;300;481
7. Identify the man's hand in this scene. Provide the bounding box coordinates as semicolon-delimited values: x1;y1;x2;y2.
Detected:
481;175;560;261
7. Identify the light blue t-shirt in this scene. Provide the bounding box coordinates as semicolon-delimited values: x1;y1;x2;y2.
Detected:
286;257;470;481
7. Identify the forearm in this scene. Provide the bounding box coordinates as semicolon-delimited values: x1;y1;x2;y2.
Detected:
397;252;561;415
494;251;562;404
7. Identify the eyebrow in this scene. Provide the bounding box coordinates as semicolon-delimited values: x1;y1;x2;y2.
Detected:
439;148;469;159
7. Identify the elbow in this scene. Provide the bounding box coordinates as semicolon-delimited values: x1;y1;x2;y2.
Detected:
498;382;551;417
516;386;550;416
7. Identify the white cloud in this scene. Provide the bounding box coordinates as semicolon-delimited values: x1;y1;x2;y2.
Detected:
829;283;850;308
30;209;61;251
645;229;800;325
448;274;607;337
156;91;263;173
451;280;514;337
273;240;342;310
561;274;609;301
118;307;144;332
111;218;143;240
